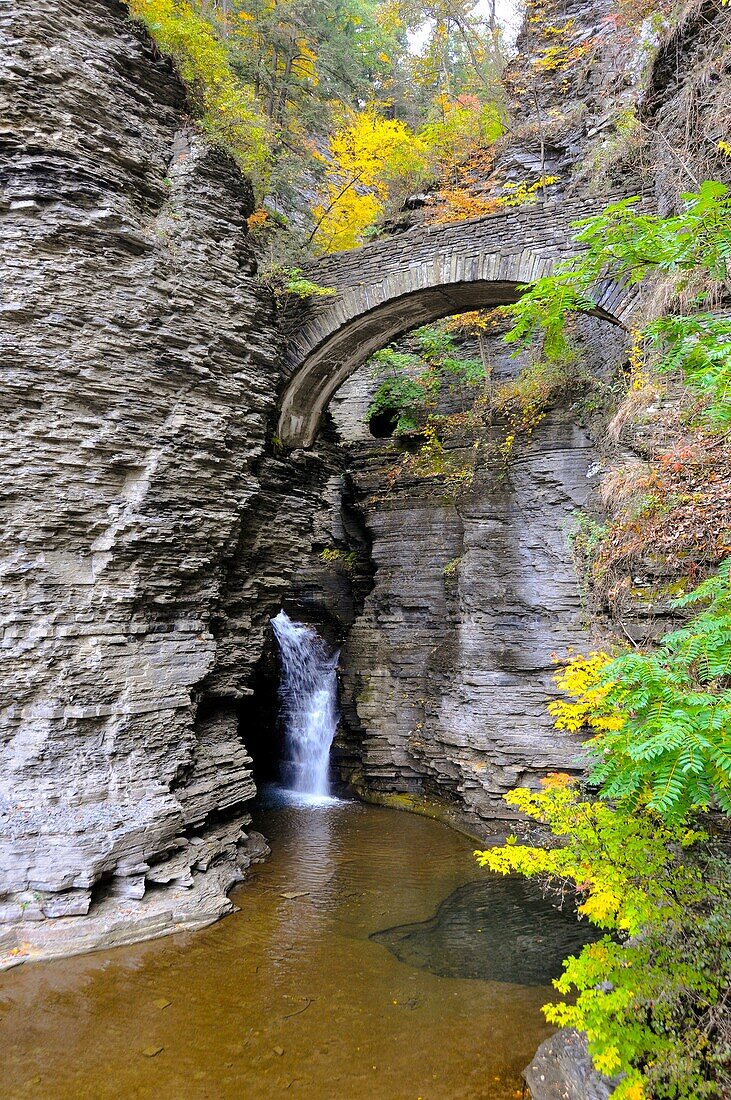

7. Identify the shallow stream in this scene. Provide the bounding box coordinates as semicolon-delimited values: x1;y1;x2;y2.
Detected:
0;798;595;1099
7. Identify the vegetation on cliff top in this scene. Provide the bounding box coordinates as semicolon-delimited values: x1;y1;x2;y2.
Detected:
129;0;272;184
127;0;509;257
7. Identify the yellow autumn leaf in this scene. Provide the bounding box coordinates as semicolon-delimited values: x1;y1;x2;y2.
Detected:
579;888;621;922
312;108;428;253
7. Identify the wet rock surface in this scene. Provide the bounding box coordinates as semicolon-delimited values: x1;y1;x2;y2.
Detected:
371;877;600;985
524;1029;619;1100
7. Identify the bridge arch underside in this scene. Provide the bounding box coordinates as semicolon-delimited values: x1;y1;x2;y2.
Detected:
278;275;629;449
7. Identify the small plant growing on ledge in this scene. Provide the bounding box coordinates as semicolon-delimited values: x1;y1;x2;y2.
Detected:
259;266;336;301
319;548;358;576
497;174;560;207
491;351;588;461
443;556;461;577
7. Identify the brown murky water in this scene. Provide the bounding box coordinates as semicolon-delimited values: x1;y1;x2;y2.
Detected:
0;798;576;1100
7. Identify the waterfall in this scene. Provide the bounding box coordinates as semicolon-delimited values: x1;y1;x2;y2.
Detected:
271;611;340;799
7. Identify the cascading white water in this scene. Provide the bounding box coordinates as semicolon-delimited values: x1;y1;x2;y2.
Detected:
271;610;340;799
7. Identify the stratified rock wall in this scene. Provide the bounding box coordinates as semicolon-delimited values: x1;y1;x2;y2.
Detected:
0;0;279;955
323;0;731;828
345;420;595;825
2;0;727;966
330;321;625;826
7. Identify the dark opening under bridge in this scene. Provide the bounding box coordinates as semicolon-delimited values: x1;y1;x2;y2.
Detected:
277;197;638;448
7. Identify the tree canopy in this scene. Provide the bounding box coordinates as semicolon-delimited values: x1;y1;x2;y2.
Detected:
130;0;508;254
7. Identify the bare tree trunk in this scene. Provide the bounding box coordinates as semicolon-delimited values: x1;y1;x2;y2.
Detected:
274;48;295;128
487;0;497;33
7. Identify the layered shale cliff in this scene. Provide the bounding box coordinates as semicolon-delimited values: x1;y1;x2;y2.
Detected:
327;319;627;831
315;0;731;831
2;0;728;967
0;0;288;958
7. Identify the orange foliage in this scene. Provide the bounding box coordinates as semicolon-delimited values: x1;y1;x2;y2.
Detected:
595;440;731;582
247;207;269;230
428;188;499;224
541;771;575;789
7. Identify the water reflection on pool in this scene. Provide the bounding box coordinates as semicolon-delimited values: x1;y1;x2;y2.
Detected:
0;800;578;1099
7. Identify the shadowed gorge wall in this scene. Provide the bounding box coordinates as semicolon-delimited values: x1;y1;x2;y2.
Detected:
327;317;628;828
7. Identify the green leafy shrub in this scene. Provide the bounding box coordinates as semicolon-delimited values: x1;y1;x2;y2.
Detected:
279;270;337;300
503;182;731;426
548;562;731;819
644;313;731;430
259;267;336;300
478;562;731;1098
477;781;731;1100
585;560;731;819
366;324;486;435
366;348;436;434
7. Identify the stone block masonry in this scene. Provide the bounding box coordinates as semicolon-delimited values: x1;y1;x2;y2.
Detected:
277;197;640;447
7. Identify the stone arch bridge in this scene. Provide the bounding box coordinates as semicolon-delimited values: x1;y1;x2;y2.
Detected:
277;197;637;447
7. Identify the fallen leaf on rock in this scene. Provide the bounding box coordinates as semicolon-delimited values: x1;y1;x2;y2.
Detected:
142;1046;164;1058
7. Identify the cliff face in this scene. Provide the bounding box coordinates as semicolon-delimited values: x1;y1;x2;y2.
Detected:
338;420;600;825
2;0;728;963
328;320;626;827
320;0;731;827
0;0;286;956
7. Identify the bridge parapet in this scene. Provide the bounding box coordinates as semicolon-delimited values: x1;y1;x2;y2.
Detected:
278;197;640;447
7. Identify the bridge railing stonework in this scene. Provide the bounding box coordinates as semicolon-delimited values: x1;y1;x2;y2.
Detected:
278;198;639;447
